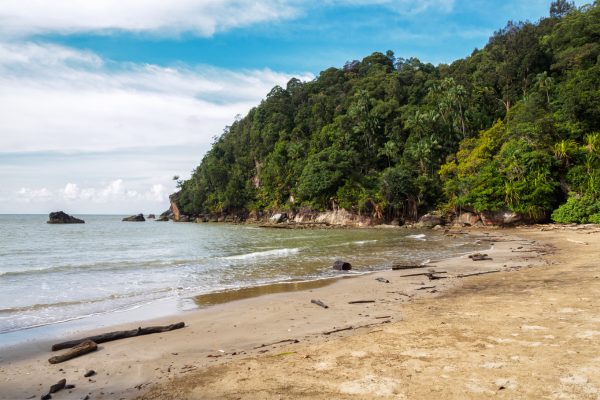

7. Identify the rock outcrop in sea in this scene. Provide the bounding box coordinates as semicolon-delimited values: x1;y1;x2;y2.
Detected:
147;214;155;219
122;214;145;222
47;211;85;224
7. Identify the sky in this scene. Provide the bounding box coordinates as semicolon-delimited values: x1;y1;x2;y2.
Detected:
0;0;584;214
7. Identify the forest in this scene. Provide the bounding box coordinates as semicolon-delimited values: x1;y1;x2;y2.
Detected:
175;0;600;224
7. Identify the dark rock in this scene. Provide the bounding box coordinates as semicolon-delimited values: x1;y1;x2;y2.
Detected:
41;394;52;400
333;261;352;271
122;214;145;222
84;370;95;377
49;379;66;393
390;219;402;227
156;216;169;221
174;215;190;222
147;214;155;218
47;211;84;224
64;385;75;389
477;209;546;226
416;214;444;229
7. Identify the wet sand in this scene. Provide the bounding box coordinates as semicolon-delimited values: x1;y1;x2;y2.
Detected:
2;227;599;399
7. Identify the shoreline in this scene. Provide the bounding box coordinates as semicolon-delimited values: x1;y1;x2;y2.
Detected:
0;228;500;399
0;226;478;345
1;226;579;399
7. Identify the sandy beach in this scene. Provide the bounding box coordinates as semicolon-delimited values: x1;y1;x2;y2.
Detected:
2;226;600;399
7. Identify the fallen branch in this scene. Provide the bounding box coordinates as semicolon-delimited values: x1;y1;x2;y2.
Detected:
348;300;375;304
472;257;493;261
49;340;98;364
415;286;436;290
311;299;328;308
254;339;299;349
400;272;448;281
353;320;391;330
400;272;447;277
322;327;353;335
51;322;185;351
376;277;390;283
567;239;588;245
457;270;500;277
375;316;391;319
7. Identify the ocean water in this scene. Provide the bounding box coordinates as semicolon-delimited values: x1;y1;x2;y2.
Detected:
0;215;482;335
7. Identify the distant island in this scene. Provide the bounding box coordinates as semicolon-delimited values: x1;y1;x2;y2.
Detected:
174;1;600;226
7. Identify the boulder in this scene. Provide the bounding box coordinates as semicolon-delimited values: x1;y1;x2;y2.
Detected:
333;261;352;271
477;209;546;226
47;211;85;224
416;214;444;229
174;215;190;222
270;213;285;224
122;214;145;222
454;212;479;226
390;219;402;227
156;216;169;221
147;214;155;219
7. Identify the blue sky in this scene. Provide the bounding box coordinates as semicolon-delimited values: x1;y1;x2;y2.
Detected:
0;0;583;213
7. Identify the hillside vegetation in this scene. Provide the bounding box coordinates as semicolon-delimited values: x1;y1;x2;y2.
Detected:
176;1;600;224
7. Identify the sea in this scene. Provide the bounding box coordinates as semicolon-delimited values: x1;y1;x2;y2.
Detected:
0;215;484;343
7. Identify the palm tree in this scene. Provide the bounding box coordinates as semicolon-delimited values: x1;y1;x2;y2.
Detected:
450;85;468;140
349;89;380;160
584;133;600;154
534;72;555;104
553;140;577;166
378;141;397;167
405;111;426;140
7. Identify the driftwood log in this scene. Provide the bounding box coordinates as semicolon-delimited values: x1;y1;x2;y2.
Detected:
49;379;66;393
51;322;185;351
391;265;431;270
49;340;98;364
376;277;390;283
311;299;328;308
348;300;375;304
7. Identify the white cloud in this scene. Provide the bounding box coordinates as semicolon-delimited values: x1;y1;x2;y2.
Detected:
13;187;53;203
7;180;170;205
0;41;314;154
0;0;455;38
0;0;299;37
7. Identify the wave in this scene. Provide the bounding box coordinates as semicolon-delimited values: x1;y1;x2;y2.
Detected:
221;248;300;260
0;258;203;278
407;234;426;240
353;240;377;245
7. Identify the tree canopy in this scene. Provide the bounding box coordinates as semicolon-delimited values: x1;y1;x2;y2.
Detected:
176;1;600;223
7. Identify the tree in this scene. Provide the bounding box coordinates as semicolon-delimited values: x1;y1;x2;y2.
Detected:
550;0;575;19
534;71;555;103
378;141;398;167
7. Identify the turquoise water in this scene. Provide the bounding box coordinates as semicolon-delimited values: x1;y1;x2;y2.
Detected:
0;215;482;334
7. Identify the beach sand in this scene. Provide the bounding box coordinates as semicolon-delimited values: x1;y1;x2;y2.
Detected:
1;227;599;399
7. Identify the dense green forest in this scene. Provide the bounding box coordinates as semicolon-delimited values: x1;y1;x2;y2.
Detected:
176;0;600;224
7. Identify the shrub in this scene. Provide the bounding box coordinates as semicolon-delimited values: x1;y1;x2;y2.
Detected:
551;195;600;224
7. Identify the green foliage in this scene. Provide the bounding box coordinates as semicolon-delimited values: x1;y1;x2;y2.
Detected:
174;2;600;223
551;195;600;223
